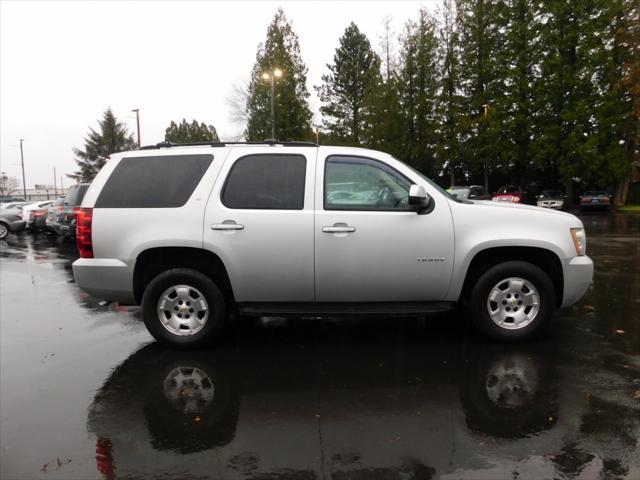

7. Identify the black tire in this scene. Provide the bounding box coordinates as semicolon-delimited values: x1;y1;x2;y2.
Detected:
142;268;227;349
0;222;8;240
468;261;555;341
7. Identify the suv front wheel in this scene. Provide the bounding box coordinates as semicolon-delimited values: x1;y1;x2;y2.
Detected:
469;261;556;340
142;268;227;348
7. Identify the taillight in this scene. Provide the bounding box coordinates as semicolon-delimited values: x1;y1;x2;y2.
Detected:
72;207;82;218
95;438;114;478
512;196;521;203
76;208;93;258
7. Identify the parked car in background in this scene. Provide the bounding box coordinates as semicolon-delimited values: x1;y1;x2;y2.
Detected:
447;185;492;201
536;190;565;210
46;197;66;232
49;184;90;237
492;185;536;205
0;209;26;240
0;201;29;216
23;200;54;231
72;142;592;348
579;191;611;211
0;196;26;206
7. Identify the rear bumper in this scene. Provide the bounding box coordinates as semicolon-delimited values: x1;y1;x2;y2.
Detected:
72;258;136;304
7;219;26;233
561;256;594;307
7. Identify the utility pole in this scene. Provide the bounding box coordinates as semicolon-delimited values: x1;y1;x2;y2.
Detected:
19;139;26;200
131;109;141;147
53;165;58;196
60;175;64;192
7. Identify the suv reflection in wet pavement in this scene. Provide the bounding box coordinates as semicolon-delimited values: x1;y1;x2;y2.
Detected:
0;212;639;480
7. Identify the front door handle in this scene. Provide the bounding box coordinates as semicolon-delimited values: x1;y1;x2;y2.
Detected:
322;223;356;233
211;221;244;231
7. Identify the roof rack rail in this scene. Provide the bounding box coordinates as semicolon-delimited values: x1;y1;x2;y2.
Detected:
139;140;318;150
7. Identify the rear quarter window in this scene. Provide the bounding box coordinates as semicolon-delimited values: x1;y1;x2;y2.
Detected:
95;154;213;208
65;185;89;206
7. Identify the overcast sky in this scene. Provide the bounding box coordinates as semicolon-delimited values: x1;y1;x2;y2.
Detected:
1;0;439;187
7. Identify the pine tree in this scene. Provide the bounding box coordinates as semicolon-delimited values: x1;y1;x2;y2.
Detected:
534;0;633;204
245;9;313;141
501;0;541;186
436;0;464;185
165;119;220;143
316;22;382;145
70;108;137;182
398;8;440;176
456;0;507;189
364;17;404;158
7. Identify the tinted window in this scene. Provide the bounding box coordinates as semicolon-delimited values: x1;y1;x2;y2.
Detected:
65;185;89;206
325;156;411;211
95;154;213;208
222;154;306;210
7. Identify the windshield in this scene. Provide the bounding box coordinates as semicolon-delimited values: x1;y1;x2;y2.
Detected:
540;190;562;198
498;185;520;194
447;187;470;199
584;191;607;197
393;158;462;202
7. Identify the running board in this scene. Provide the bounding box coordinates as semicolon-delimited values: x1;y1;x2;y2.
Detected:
237;302;456;318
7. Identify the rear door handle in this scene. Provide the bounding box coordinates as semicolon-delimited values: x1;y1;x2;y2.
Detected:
322;223;356;233
211;221;244;231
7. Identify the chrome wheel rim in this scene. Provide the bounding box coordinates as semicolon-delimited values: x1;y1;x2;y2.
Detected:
485;356;538;408
0;224;8;239
157;284;209;336
486;277;540;330
163;366;215;414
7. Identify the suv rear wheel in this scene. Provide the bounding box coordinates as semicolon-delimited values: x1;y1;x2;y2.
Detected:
142;268;227;348
469;261;555;340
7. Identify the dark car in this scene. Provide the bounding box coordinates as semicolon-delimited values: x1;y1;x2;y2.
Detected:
0;209;26;240
536;190;566;210
579;190;611;211
49;184;89;237
447;185;492;201
492;185;536;205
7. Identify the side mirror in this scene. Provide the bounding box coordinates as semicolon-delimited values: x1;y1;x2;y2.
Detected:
409;184;431;212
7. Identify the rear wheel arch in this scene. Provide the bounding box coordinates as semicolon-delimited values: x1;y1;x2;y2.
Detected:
133;247;235;306
460;246;564;307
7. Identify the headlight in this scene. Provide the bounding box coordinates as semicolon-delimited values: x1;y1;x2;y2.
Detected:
570;228;586;256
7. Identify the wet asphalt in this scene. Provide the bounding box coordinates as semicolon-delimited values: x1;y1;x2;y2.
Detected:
0;212;638;480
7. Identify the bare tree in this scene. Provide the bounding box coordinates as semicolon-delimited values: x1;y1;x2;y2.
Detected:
0;174;19;197
225;78;250;140
379;15;397;82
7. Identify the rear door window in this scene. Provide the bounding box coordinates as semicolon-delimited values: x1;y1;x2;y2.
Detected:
95;154;213;208
222;154;306;210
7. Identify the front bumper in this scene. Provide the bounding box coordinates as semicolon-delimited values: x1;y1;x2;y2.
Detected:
72;258;136;305
561;256;594;307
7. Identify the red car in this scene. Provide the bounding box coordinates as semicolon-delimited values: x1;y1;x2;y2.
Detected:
579;191;611;211
492;185;535;205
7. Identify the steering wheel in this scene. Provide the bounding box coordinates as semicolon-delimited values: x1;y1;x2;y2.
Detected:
377;186;392;206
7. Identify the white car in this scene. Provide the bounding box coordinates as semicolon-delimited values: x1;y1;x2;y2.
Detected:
72;141;593;348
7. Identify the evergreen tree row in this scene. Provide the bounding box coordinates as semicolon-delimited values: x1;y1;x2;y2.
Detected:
245;2;639;201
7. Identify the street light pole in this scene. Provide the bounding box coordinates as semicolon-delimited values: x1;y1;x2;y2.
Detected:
53;165;57;196
131;108;141;147
262;68;282;140
19;139;26;200
270;75;275;139
482;103;489;191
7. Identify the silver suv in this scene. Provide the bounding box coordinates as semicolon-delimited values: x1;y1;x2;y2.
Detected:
73;142;593;348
